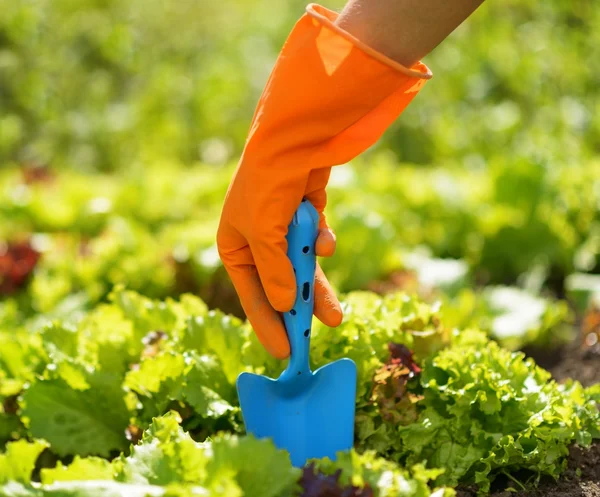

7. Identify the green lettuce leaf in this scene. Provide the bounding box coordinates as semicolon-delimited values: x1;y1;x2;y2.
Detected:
109;288;181;344
0;332;46;387
394;338;600;493
205;433;300;497
0;440;49;484
181;353;235;419
125;351;236;426
0;480;209;497
311;450;454;497
41;457;114;484
311;291;449;402
182;311;260;384
125;352;186;416
20;370;129;457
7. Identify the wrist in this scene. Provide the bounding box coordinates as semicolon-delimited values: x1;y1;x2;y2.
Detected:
306;3;432;80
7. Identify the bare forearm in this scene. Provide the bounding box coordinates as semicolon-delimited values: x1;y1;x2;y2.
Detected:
335;0;485;66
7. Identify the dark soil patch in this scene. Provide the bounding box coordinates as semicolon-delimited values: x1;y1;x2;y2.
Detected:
550;341;600;387
522;335;600;388
173;261;245;318
498;442;600;497
546;306;600;388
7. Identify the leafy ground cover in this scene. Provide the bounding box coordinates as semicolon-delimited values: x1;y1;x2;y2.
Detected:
1;159;599;495
1;286;599;496
1;161;592;350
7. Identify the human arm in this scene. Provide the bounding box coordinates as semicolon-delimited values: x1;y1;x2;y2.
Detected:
336;0;485;67
217;0;485;360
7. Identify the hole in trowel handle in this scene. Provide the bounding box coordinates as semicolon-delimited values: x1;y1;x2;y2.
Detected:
302;282;310;302
302;246;310;254
304;329;310;337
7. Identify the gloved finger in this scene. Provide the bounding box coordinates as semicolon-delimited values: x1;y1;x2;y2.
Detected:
304;170;336;257
313;262;343;327
304;169;331;230
226;262;291;360
249;234;297;313
315;227;336;258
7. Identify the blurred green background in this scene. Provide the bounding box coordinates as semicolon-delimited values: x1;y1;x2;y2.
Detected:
2;0;599;171
1;0;600;350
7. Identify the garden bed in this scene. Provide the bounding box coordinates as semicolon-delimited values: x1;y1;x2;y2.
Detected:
458;442;600;497
461;334;600;497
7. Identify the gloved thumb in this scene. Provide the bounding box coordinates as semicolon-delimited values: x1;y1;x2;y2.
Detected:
250;234;297;313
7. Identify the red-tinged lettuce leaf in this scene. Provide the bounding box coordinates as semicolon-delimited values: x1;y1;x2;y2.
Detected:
356;343;423;456
21;164;55;185
299;464;373;497
311;450;454;497
310;292;449;402
370;343;422;424
0;242;41;296
20;370;130;458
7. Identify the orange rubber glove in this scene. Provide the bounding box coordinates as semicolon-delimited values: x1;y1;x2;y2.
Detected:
217;3;432;360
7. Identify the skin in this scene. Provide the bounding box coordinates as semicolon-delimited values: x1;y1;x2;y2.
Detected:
335;0;486;67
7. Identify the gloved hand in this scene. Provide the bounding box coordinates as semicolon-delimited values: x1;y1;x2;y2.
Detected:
217;3;431;360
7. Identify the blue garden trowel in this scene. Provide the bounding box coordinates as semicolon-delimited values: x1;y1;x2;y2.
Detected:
236;199;357;467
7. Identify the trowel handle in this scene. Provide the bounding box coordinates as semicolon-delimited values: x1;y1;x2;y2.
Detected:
281;198;319;378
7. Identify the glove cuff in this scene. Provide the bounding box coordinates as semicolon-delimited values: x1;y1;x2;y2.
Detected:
242;2;434;171
305;3;432;80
